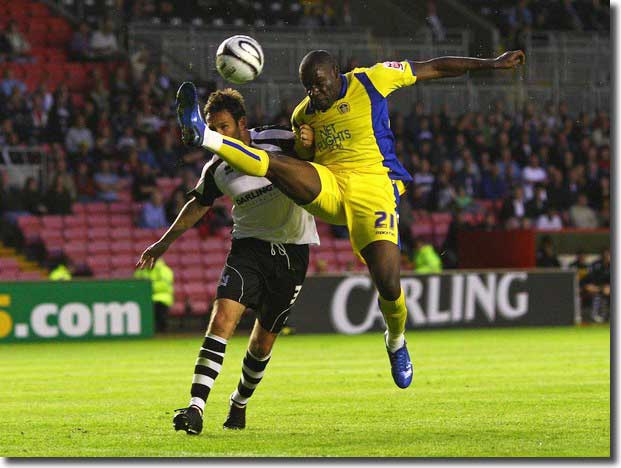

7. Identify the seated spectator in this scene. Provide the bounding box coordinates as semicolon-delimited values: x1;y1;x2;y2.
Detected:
139;190;167;229
45;175;73;215
21;177;47;215
454;152;480;197
5;21;31;60
69;22;93;60
429;172;455;211
569;193;599;228
0;69;26;97
425;1;446;42
65;114;94;155
136;134;160;171
165;188;187;224
90;78;110;114
412;159;434;205
0;31;11;62
499;186;527;229
526;184;548;219
47;158;77;200
477;212;498;231
536;235;561;267
412;237;442;274
30;93;49;143
580;248;610;323
480;163;507;200
74;161;97;202
46;87;73;143
570;250;590;281
522;154;547;200
536;207;563;231
90;19;120;60
156;131;181;177
132;161;157;201
94;159;122;201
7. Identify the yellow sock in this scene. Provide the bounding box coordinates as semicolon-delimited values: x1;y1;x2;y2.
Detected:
217;136;269;177
378;290;407;340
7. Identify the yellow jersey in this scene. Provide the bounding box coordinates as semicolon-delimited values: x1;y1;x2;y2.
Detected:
291;60;417;182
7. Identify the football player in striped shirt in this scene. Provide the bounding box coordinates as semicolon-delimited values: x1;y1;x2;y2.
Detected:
137;89;319;434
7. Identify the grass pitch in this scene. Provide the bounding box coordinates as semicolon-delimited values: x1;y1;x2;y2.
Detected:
0;326;609;457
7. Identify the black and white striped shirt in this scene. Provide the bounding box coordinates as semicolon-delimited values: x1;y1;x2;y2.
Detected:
190;126;319;245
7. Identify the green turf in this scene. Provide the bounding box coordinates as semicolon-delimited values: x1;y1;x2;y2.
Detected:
0;326;610;457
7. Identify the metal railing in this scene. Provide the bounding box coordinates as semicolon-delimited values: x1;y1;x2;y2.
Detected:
0;147;49;190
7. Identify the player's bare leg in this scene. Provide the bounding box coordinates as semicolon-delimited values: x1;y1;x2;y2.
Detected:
224;320;279;430
173;298;245;435
361;240;413;389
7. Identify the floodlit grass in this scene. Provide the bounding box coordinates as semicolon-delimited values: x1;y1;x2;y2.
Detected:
0;326;609;457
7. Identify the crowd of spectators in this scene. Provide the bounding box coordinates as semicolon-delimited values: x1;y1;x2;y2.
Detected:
474;0;610;49
393;99;610;233
123;0;351;28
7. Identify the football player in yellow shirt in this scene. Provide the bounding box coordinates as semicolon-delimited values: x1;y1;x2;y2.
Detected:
177;48;525;389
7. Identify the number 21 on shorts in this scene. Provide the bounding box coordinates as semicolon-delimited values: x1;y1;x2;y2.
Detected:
374;211;396;229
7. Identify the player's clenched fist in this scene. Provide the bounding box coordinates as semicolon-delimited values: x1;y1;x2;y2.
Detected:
493;50;526;69
298;124;314;148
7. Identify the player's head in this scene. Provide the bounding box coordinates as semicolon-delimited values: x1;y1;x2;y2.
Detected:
299;50;341;112
204;88;247;140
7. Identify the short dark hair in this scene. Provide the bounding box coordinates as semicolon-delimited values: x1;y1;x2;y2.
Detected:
204;88;246;122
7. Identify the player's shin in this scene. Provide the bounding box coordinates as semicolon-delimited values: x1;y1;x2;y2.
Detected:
200;127;269;177
378;290;407;352
230;349;271;407
189;333;227;412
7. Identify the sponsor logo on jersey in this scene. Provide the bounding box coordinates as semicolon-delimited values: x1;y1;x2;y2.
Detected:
235;184;275;205
337;102;350;114
316;123;352;151
383;61;404;71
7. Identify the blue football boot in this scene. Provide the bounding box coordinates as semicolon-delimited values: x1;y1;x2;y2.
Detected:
176;81;206;147
385;331;413;389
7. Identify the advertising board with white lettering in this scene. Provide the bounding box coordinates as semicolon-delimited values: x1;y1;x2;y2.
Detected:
0;279;153;342
293;270;577;334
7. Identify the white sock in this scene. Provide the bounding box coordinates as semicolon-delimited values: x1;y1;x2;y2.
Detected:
385;331;405;353
189;397;205;413
202;126;223;152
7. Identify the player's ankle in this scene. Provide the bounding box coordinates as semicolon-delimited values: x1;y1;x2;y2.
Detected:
190;404;203;416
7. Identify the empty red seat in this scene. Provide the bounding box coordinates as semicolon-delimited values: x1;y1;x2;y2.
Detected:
87;241;110;254
110;256;133;269
18;271;44;281
87;256;110;272
170;303;186;317
205;267;221;281
109;214;131;227
108;203;131;215
88;227;110;240
85;202;108;214
180;268;203;282
42;215;63;229
111;241;133;255
64;227;87;240
28;2;49;16
189;300;210;316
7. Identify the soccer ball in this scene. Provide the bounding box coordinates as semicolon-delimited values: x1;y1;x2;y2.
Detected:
215;35;264;84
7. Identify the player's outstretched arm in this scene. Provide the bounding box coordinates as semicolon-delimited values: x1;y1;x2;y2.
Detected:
136;197;209;269
413;50;525;81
